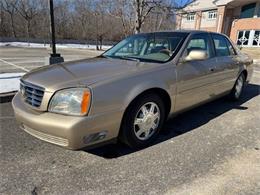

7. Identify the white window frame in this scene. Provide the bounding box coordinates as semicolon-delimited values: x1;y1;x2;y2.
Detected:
237;30;251;47
236;30;260;47
252;30;260;46
187;13;195;21
208;10;217;19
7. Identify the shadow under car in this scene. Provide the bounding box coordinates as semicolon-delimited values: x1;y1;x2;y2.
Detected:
85;83;260;159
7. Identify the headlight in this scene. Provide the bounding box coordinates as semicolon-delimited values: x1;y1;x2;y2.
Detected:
48;88;91;116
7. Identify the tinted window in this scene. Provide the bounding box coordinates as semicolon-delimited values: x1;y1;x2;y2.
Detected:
212;34;230;57
225;37;236;55
186;33;213;58
240;3;256;18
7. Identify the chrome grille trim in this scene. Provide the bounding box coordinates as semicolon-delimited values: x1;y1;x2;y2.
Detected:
20;80;45;108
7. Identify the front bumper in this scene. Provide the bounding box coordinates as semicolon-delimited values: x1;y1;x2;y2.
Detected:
12;92;122;150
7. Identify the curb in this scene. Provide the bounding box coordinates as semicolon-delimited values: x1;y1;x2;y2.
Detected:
0;91;17;103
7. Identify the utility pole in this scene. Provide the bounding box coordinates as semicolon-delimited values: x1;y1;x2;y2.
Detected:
48;0;64;64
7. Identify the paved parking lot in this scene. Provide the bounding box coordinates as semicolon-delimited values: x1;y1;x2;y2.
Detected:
0;47;102;73
0;47;260;194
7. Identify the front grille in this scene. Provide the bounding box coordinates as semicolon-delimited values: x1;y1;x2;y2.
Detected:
20;80;45;108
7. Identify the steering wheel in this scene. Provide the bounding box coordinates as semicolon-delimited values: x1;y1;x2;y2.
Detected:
159;49;172;56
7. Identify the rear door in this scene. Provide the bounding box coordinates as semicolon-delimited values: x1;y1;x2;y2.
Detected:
211;33;239;95
175;33;217;112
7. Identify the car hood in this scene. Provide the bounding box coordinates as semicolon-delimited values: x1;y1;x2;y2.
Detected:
22;57;138;92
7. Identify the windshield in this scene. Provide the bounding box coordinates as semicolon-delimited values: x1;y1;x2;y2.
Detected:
103;32;187;63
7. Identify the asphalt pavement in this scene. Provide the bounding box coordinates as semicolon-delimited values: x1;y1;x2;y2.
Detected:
0;65;259;194
0;47;102;73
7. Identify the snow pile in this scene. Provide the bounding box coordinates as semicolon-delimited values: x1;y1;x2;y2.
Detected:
0;73;25;94
0;42;112;50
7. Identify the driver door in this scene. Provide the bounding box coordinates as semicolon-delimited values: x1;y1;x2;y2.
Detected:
175;33;218;112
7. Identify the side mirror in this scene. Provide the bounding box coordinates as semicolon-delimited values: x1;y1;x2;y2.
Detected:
184;50;208;61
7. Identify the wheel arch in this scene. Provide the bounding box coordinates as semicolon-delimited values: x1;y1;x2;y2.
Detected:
240;69;248;80
118;87;172;144
122;87;172;123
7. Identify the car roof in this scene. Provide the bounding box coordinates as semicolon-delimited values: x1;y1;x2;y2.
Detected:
137;30;225;36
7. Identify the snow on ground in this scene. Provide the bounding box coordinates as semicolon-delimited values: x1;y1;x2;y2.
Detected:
0;42;112;50
0;73;25;94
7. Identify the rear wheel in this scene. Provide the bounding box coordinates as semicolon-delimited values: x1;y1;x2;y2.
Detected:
119;94;165;149
229;73;245;101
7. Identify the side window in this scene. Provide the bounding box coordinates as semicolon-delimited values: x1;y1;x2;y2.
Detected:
225;37;236;55
186;33;213;58
212;34;230;57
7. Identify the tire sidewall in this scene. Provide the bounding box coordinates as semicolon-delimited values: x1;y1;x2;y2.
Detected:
120;94;165;149
231;73;245;100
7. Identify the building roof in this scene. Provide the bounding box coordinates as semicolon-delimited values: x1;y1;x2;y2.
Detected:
183;0;218;12
182;0;256;12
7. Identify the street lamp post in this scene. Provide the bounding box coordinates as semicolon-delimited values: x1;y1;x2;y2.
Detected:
48;0;64;65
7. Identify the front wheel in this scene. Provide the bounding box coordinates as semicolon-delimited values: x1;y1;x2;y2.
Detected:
229;73;245;101
119;94;165;149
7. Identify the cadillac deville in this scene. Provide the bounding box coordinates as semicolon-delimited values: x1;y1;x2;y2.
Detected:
12;31;253;149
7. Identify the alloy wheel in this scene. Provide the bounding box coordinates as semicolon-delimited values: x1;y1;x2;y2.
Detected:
134;102;160;141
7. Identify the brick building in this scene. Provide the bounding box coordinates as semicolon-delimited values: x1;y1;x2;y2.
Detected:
176;0;260;47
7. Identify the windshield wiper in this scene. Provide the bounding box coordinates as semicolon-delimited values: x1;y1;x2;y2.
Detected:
101;55;140;62
118;56;140;62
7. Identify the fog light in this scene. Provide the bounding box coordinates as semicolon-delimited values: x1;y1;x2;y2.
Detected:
83;131;107;144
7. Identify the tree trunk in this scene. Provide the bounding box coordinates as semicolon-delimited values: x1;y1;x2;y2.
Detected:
99;35;103;50
96;36;99;50
134;0;141;34
100;13;104;50
95;14;99;50
26;20;30;46
10;15;17;38
134;23;141;34
157;12;165;31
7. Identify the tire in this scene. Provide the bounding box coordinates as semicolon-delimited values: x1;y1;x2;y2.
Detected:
119;94;165;149
229;73;245;101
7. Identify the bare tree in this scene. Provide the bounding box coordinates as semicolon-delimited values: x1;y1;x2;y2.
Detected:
54;0;73;39
108;0;135;37
2;0;18;37
93;0;110;50
74;0;93;40
16;0;39;43
133;0;164;34
133;0;194;34
1;0;194;46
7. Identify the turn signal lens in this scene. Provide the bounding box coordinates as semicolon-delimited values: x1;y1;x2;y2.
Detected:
81;90;91;115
